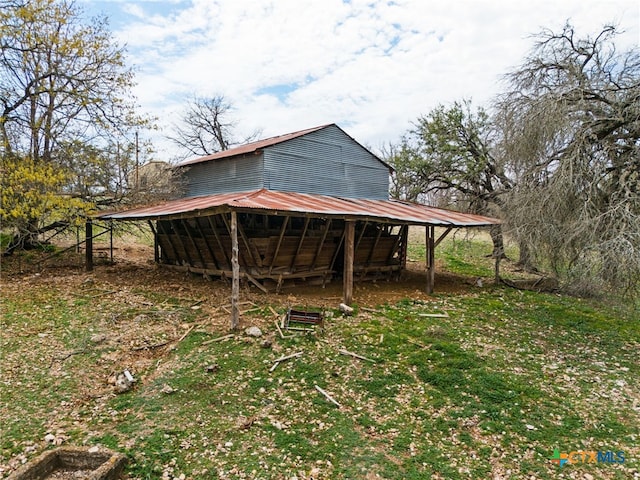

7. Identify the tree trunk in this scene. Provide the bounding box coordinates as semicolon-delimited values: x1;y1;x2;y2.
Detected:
516;240;537;272
489;225;508;259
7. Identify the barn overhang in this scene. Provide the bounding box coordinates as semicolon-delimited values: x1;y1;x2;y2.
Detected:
96;188;500;227
92;190;500;324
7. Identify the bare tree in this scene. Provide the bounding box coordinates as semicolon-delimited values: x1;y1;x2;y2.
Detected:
168;95;261;159
497;23;640;296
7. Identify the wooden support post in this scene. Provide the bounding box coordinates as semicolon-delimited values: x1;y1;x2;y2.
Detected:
426;225;435;294
230;211;240;330
85;219;93;272
343;220;355;306
148;220;160;263
156;220;179;264
109;220;114;263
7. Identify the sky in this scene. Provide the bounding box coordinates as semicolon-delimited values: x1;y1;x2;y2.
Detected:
79;0;640;161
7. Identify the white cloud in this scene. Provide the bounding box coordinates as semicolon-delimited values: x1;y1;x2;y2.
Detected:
82;0;640;159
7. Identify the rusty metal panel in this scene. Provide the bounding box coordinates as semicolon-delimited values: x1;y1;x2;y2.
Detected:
97;189;500;227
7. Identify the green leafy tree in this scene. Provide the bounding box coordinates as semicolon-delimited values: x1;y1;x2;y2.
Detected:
0;0;152;247
389;100;513;259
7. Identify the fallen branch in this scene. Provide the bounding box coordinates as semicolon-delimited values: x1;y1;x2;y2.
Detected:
51;349;87;366
406;338;430;349
315;385;341;408
339;348;375;362
269;351;303;372
417;312;449;318
273;352;304;363
202;333;235;345
131;341;170;352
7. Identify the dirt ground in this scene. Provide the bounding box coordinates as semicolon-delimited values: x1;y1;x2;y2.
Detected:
1;233;476;314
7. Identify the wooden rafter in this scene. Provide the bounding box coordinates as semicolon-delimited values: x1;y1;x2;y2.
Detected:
290;217;310;272
311;218;332;271
365;225;384;267
156;220;179;264
269;216;290;275
181;219;206;268
355;220;368;252
386;224;405;264
171;219;195;267
329;226;345;272
194;217;220;270
236;216;261;267
207;215;231;267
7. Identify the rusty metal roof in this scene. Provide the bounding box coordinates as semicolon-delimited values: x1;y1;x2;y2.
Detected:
177;125;331;167
97;189;500;227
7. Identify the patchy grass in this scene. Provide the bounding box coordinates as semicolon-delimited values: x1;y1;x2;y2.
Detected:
1;239;638;479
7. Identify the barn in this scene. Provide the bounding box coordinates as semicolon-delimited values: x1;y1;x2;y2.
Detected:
96;124;499;321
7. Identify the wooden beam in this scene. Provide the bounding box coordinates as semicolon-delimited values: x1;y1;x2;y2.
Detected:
355;220;368;252
148;220;159;264
85;219;93;272
237;215;261;267
269;216;289;275
230;211;240;330
343;220;355;305
311;218;332;271
365;225;383;267
426;225;435;294
290;217;310;271
181;219;206;268
434;227;453;248
207;215;231;268
386;224;405;264
171;219;195;267
194;217;220;270
329;227;345;272
156;220;179;264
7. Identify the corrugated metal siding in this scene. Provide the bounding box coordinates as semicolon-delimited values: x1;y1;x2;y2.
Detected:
264;125;389;199
183;154;264;197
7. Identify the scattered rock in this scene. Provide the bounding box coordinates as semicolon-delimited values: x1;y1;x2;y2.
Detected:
115;372;133;393
339;303;354;316
205;364;219;373
261;339;273;349
44;433;56;444
245;326;262;337
89;334;108;344
161;384;175;394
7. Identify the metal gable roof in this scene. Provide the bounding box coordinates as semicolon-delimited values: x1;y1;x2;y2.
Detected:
97;189;500;227
176;124;393;171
